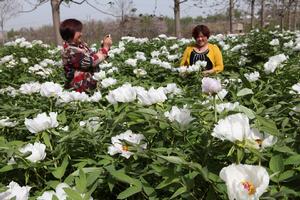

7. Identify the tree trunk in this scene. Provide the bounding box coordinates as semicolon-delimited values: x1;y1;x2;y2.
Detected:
51;0;62;45
229;0;234;33
279;0;284;32
174;0;181;38
250;0;255;29
287;0;293;30
260;0;265;28
1;23;4;44
293;0;298;30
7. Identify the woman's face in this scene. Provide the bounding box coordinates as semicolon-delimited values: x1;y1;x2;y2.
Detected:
195;32;208;47
73;31;82;44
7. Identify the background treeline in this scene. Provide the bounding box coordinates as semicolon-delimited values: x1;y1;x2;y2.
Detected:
5;11;299;45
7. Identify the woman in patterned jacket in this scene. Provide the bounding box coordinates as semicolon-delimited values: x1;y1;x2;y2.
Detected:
59;18;112;92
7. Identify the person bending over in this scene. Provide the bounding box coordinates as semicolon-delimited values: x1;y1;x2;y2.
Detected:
60;18;112;92
180;25;223;75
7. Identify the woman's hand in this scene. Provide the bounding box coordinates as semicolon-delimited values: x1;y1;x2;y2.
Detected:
202;69;214;76
102;35;112;50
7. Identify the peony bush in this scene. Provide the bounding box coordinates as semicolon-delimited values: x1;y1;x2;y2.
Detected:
0;28;300;199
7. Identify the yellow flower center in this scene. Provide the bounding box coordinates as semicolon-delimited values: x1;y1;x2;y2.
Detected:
242;181;256;195
122;145;129;151
255;139;263;148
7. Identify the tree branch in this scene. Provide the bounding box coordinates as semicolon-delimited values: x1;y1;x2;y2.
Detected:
179;0;188;4
85;0;120;18
18;0;49;13
69;0;86;4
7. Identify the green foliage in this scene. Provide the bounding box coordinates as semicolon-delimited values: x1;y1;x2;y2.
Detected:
0;29;300;199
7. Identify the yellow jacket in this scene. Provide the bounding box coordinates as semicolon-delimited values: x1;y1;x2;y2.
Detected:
180;43;224;73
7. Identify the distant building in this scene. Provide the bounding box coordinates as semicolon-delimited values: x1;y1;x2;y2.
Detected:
233;23;244;33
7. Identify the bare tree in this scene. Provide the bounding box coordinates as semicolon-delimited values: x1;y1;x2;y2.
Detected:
21;0;117;45
0;0;22;43
250;0;256;29
293;0;298;30
260;0;265;28
229;0;234;33
174;0;188;38
108;0;135;22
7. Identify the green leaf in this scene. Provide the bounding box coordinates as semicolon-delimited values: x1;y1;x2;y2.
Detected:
0;164;15;173
284;155;300;166
51;156;69;179
237;88;253;96
117;185;142;199
137;108;158;116
156;177;180;189
140;177;156;197
157;155;187;165
170;186;187;199
42;132;51;148
270;155;284;173
63;188;83;200
255;115;279;136
110;170;142;188
278;170;296;181
75;169;87;193
237;105;256;119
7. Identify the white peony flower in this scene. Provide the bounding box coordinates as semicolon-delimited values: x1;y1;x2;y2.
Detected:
40;82;63;97
89;91;102;102
0;181;31;200
269;38;280;46
220;164;269;200
170;44;179;50
19;82;41;94
19;142;46;163
106;84;137;104
216;89;228;100
101;78;117;88
151;51;160;58
0;117;18;127
167;54;179;61
292;105;300;112
133;68;147;77
135;86;167;106
37;191;55;200
164;83;182;95
216;102;239;113
212;113;251;142
202;77;222;95
25;112;59;133
164;105;194;127
264;54;288;74
291;83;300;94
249;128;277;149
283;40;294;48
135;51;147;61
125;58;137;67
20;57;29;64
57;91;89;103
244;71;260;82
37;183;69;200
92;70;106;80
108;130;147;159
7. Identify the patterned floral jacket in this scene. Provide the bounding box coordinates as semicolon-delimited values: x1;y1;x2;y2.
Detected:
62;42;105;93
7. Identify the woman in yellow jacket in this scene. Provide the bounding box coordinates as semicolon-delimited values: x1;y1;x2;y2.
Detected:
180;25;224;75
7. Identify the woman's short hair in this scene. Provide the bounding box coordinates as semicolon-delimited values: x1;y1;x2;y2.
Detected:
192;25;210;39
60;19;83;41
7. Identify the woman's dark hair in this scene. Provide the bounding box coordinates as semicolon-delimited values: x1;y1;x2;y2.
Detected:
192;25;210;39
59;19;83;41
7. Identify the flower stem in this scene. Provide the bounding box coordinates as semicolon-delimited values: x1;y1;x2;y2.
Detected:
213;95;217;123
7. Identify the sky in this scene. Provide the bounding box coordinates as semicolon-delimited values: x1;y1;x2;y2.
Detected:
5;0;230;30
